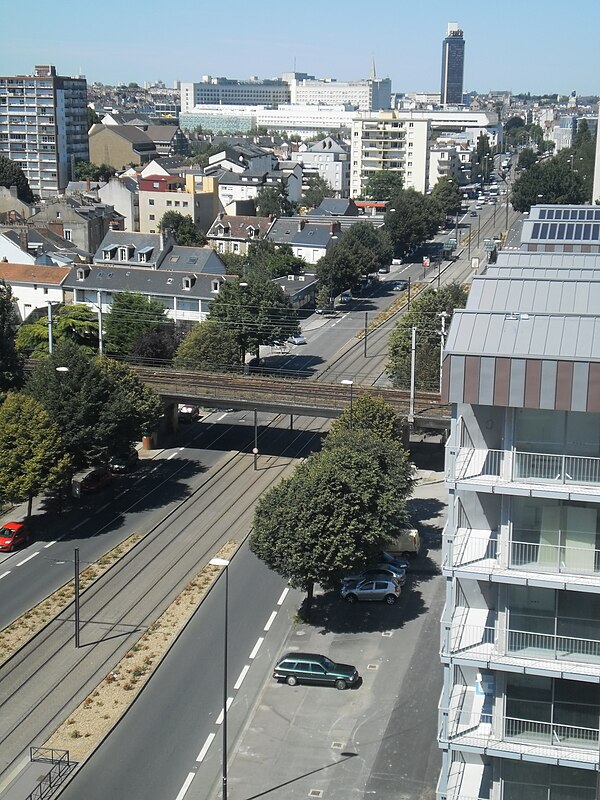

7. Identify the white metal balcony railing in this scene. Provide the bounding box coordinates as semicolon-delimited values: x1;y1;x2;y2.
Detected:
447;529;600;577
451;448;600;487
443;709;600;757
444;623;600;668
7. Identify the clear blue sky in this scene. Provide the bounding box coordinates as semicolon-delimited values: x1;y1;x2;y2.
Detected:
3;0;599;97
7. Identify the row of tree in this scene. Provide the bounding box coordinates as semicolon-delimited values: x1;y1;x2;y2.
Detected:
250;392;415;615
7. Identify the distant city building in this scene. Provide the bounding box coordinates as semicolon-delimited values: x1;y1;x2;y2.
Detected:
284;72;391;112
180;77;291;113
349;111;430;196
0;65;88;197
440;23;465;106
291;136;351;198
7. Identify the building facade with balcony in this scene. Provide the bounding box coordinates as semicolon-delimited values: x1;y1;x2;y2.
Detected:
0;65;88;198
350;111;430;196
438;240;600;800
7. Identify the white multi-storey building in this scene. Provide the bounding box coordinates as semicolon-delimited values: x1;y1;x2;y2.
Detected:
285;73;391;111
438;226;600;800
350;111;430;195
0;65;88;197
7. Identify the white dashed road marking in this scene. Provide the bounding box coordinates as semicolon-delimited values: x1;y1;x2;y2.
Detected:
0;571;11;580
174;771;195;800
168;452;177;460
264;611;277;632
277;587;289;606
16;552;39;567
216;698;233;725
44;541;56;549
234;665;250;690
196;732;215;763
249;637;263;660
217;413;228;421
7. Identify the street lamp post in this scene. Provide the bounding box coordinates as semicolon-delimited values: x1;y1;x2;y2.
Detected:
210;557;230;800
341;379;354;430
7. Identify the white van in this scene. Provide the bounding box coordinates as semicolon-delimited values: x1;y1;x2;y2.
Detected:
384;529;422;558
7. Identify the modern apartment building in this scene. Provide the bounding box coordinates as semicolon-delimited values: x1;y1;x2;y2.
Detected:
0;65;88;197
349;111;430;196
438;220;600;800
440;23;465;106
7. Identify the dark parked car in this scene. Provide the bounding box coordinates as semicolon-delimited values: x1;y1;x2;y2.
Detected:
79;466;112;493
109;447;139;474
273;653;359;690
178;404;200;423
0;522;30;552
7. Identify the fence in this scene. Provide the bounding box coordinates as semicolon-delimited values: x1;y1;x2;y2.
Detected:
26;748;73;800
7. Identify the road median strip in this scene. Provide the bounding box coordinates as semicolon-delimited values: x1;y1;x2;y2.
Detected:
355;283;426;340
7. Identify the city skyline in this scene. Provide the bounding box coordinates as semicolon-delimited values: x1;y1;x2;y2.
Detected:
2;0;599;98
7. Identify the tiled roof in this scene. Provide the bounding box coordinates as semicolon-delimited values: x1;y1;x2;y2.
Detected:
0;263;71;285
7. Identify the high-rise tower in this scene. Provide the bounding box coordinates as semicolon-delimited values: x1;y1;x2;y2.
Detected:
440;23;465;106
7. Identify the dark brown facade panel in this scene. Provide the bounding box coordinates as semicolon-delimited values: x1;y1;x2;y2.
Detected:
493;358;511;406
463;356;481;405
555;361;574;411
441;356;450;404
524;360;542;409
587;363;600;413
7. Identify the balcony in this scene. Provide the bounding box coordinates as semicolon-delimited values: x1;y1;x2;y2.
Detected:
442;621;600;679
445;528;600;590
441;705;600;767
449;447;600;498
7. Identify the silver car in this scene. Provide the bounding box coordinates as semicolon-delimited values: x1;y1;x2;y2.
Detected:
343;564;406;586
341;577;402;605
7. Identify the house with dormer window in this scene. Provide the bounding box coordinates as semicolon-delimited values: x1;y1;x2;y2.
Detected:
205;213;274;256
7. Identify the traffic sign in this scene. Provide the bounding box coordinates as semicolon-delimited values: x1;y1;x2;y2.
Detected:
484;238;495;251
422;256;430;267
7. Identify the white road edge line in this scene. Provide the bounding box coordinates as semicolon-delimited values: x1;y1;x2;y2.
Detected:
249;637;264;660
71;519;90;530
178;447;185;451
97;503;110;513
0;571;11;580
216;697;234;725
234;665;250;690
264;611;277;632
174;771;195;800
44;541;56;549
277;587;289;606
16;552;39;567
217;413;228;421
168;452;177;460
196;732;216;762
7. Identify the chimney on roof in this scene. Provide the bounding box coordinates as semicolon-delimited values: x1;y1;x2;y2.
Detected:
159;228;165;251
86;176;91;192
18;228;28;252
329;221;340;235
298;219;306;232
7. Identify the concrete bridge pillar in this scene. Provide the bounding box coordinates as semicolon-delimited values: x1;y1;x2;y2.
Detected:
163;401;179;434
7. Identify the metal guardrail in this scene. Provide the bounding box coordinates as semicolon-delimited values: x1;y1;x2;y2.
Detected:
27;748;73;800
453;448;600;486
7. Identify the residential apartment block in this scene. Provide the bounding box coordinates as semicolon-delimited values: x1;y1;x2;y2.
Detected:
438;212;600;800
350;111;430;196
138;173;219;234
0;65;88;197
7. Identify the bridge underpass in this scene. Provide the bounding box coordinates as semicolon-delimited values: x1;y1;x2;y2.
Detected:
131;366;451;432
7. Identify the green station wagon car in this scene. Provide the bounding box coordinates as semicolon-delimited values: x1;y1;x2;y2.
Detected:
273;653;360;690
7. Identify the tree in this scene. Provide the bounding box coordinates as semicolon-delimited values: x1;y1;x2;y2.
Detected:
517;148;537;171
245;241;305;281
129;327;177;364
209;278;298;359
255;184;296;217
87;107;102;128
104;292;170;357
74;160;115;182
316;223;391;300
159;211;206;246
250;431;414;614
384;189;442;257
327;392;405;445
574;118;592;149
173;319;241;371
364;171;404;201
16;304;99;356
510;158;587;212
26;342;161;469
316;250;361;301
0;155;34;203
431;176;462;216
301;175;332;210
387;283;468;390
0;393;71;515
0;280;24;393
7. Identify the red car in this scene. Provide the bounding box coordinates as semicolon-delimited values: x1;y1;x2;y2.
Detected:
0;522;30;552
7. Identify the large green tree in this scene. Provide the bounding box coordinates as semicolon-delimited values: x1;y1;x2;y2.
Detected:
209;278;298;359
328;392;405;446
0;280;24;393
517;148;537;171
74;160;115;182
301;175;332;210
174;319;241;371
250;430;414;613
159;211;206;246
95;358;163;441
387;283;468;390
0;393;71;515
255;184;296;217
316;223;391;300
364;171;404;201
16;304;99;356
384;189;442;258
510;158;587;212
0;155;34;203
431;176;462;216
104;292;170;357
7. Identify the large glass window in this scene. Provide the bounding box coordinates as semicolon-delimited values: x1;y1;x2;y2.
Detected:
502;760;596;800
